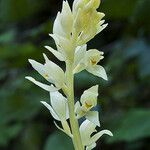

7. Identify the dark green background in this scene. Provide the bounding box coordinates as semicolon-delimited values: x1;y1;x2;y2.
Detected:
0;0;150;149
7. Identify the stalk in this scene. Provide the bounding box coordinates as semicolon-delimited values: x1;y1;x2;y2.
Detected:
66;59;84;150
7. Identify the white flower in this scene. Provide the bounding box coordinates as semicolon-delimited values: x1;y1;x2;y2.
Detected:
73;0;108;45
44;45;65;62
26;53;65;91
53;1;73;38
80;119;113;150
73;46;108;80
41;91;69;121
75;85;100;126
49;1;74;59
73;0;101;12
49;33;73;59
48;0;107;60
41;90;71;137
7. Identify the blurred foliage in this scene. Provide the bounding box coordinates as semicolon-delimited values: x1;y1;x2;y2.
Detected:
0;0;149;150
44;132;73;150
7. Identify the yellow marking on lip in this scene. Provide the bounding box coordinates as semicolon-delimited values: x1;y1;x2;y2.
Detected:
90;59;97;65
44;74;49;78
85;102;92;109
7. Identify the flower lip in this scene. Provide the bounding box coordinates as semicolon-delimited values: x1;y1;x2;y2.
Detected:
86;49;104;66
85;101;93;109
90;58;97;66
44;74;49;79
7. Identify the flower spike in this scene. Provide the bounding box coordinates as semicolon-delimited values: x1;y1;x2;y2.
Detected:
26;0;112;149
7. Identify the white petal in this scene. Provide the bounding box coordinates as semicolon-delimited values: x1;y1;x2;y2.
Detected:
28;59;53;83
97;23;108;34
25;76;58;92
54;121;72;138
54;121;66;134
78;27;97;46
49;34;72;54
49;34;64;54
86;143;96;150
44;46;65;61
60;1;73;35
50;91;69;120
72;0;80;13
80;120;96;146
74;44;87;67
80;85;99;107
40;101;60;120
87;65;108;80
90;129;113;145
75;101;85;119
86;111;100;127
99;20;105;26
98;12;105;20
61;120;72;137
73;63;87;74
73;44;87;74
28;59;45;77
43;54;65;87
75;101;81;114
53;12;66;37
86;85;99;94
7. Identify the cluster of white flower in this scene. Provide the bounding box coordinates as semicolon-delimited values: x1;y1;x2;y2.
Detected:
26;0;112;149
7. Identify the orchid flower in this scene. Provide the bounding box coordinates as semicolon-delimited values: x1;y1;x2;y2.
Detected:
80;120;113;150
73;45;108;80
41;90;71;137
26;53;65;92
73;0;108;45
75;85;100;126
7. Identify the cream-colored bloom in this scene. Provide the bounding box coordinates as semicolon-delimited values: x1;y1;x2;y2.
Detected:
44;45;65;61
75;85;100;126
80;119;113;150
48;0;107;60
73;47;107;80
49;33;73;59
53;1;73;38
41;91;69;121
80;85;98;111
73;0;108;45
26;53;65;91
73;0;101;11
41;90;71;137
49;1;74;59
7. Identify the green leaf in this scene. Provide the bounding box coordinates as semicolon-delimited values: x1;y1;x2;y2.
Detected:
44;131;74;150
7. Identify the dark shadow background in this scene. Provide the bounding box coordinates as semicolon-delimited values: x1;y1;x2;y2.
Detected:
0;0;150;149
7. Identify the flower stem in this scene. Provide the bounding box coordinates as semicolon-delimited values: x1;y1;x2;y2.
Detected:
66;59;84;150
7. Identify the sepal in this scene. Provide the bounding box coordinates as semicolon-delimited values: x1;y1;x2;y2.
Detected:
80;120;113;149
86;111;100;127
40;90;69;121
25;77;58;92
54;121;72;138
73;48;108;81
44;46;65;61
